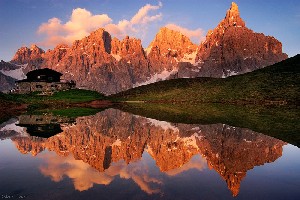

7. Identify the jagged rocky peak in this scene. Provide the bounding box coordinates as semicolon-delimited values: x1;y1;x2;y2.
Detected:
42;44;69;69
111;36;146;60
11;44;44;65
193;2;288;78
45;44;69;56
223;2;245;28
70;28;112;55
30;44;44;54
148;27;197;60
90;28;112;54
55;44;69;49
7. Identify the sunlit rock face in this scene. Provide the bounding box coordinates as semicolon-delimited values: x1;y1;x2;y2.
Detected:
11;44;44;68
146;27;198;77
7;109;285;196
110;36;149;85
191;2;288;78
41;29;133;94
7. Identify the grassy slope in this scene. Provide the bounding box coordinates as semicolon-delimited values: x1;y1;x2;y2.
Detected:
12;89;106;103
6;89;107;110
0;89;107;119
111;55;300;105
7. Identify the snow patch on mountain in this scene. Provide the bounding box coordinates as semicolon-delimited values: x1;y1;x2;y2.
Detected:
180;51;197;65
193;59;204;67
146;118;179;132
144;46;152;56
145;145;154;156
111;54;122;61
222;70;239;78
180;133;203;149
133;68;178;87
0;64;27;80
0;119;28;137
112;139;122;147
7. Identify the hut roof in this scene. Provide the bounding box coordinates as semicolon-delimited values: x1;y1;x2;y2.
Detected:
26;68;62;77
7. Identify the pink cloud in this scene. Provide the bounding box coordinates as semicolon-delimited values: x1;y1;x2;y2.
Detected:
165;23;205;44
105;20;134;39
105;2;163;39
39;153;163;194
38;8;112;46
165;155;207;176
37;3;163;47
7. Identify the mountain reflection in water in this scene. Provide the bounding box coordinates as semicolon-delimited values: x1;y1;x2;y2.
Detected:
0;108;287;197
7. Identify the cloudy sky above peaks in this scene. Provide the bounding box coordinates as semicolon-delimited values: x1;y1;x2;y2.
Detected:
0;0;299;61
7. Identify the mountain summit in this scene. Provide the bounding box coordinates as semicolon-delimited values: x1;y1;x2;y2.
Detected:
191;2;287;78
224;2;245;28
148;27;197;61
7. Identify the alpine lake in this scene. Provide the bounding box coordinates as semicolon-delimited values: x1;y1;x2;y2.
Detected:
0;103;299;200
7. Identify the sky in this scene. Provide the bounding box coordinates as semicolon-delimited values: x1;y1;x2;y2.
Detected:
0;0;299;61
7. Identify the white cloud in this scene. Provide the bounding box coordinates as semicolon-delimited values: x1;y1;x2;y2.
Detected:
105;2;163;40
165;23;205;44
130;3;162;24
37;2;163;47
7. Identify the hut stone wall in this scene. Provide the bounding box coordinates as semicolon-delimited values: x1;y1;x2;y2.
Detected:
16;81;74;94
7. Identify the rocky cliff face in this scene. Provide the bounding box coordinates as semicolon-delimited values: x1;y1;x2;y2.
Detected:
0;72;15;91
147;27;197;72
188;2;288;78
8;109;285;196
0;59;33;91
11;44;44;68
111;36;150;86
41;29;133;94
8;2;287;94
0;60;17;91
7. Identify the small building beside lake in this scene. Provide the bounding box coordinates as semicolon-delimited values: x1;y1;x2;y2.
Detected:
15;68;75;94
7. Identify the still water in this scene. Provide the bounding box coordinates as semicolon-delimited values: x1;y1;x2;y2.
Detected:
0;108;299;200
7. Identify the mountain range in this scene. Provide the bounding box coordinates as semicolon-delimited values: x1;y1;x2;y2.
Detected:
0;2;287;94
